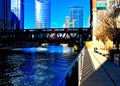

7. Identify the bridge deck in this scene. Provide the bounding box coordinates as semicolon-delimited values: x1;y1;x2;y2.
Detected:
0;28;91;47
80;48;120;86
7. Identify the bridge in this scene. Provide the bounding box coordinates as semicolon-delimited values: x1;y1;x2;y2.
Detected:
0;28;92;47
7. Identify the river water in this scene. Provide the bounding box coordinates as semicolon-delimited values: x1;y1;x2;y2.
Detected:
0;46;77;86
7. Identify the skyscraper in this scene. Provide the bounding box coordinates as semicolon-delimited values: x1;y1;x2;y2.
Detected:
11;0;24;30
0;0;11;30
35;0;50;29
20;0;24;29
70;6;83;28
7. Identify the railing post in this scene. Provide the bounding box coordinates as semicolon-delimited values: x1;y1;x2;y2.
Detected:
78;47;85;86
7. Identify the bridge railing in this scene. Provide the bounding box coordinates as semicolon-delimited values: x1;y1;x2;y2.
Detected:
55;46;85;86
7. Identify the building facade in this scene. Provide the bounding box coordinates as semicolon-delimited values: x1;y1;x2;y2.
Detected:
0;0;11;30
20;0;24;29
96;0;107;27
97;0;107;10
11;0;24;30
63;16;70;28
70;6;83;28
0;0;24;30
35;0;50;29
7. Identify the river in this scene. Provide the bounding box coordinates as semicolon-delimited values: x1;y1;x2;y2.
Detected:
0;46;78;86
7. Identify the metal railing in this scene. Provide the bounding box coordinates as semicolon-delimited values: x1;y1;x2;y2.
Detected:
55;46;85;86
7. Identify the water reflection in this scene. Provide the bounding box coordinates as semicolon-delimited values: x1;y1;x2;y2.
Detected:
11;45;74;53
20;53;36;86
0;46;77;86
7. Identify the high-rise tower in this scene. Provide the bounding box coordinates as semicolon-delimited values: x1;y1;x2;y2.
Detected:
35;0;50;29
70;6;83;28
0;0;11;30
11;0;24;30
20;0;24;29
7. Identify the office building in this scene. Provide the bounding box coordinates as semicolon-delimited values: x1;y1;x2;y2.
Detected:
63;16;70;28
20;0;24;29
35;0;50;29
0;0;11;30
11;0;24;30
70;6;83;28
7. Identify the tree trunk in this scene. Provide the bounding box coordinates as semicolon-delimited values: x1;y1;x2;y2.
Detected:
115;37;119;51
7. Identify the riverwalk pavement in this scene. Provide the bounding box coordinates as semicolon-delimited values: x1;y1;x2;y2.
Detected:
80;48;120;86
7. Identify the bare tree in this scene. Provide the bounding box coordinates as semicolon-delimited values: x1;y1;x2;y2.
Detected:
95;7;120;50
95;10;110;44
104;8;120;50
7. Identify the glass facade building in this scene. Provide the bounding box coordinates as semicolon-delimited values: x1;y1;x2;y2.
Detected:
0;0;11;30
0;0;24;30
11;0;24;30
35;0;50;29
20;0;24;29
70;6;83;28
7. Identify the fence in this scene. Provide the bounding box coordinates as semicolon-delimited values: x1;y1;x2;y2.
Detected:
55;47;85;86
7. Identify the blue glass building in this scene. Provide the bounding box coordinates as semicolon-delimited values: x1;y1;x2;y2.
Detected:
70;6;83;28
35;0;50;29
0;0;24;30
11;0;24;30
20;0;24;29
0;0;11;30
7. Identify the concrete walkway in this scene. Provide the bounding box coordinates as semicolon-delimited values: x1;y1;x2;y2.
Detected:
80;48;120;86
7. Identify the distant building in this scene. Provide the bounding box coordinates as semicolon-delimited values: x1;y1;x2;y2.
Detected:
11;0;24;30
70;6;83;28
35;0;50;29
0;0;24;30
0;0;11;30
63;16;70;28
20;0;24;29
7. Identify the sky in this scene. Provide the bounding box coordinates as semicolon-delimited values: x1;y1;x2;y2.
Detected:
24;0;35;29
24;0;90;29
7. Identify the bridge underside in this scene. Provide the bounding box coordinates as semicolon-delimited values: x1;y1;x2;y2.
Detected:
0;28;92;47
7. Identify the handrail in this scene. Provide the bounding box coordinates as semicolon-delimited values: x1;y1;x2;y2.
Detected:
55;46;85;86
78;47;85;86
